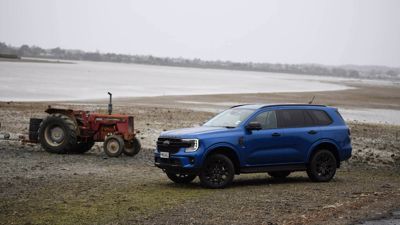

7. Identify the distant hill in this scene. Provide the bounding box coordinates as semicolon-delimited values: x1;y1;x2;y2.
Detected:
1;42;399;81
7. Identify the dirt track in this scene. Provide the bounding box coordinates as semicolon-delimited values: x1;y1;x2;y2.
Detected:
1;85;400;225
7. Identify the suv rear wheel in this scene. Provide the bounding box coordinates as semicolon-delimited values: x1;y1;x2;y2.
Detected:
307;149;337;182
166;172;196;184
199;154;235;189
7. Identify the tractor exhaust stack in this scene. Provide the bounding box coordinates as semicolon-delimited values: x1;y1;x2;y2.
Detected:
108;92;112;115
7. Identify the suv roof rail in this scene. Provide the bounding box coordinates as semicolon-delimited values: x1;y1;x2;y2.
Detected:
261;104;327;108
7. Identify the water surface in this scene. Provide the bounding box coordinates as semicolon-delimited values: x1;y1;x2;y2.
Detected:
0;60;350;101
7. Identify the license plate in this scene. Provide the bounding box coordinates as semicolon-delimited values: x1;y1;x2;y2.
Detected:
160;152;169;159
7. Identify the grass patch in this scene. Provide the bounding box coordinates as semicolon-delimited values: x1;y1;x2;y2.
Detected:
0;179;210;225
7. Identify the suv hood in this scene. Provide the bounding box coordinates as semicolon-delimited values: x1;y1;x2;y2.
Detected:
160;126;230;138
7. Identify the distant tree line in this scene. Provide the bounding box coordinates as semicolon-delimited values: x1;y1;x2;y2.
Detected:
1;42;399;80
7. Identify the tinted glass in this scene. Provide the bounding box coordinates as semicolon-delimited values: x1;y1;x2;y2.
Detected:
308;110;333;126
252;111;277;129
276;110;306;128
303;110;315;126
276;109;333;128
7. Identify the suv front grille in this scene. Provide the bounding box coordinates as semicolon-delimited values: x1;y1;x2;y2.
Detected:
157;138;190;153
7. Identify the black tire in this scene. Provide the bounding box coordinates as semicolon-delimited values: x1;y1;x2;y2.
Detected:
29;118;43;141
199;154;235;189
69;140;95;154
38;114;77;154
268;171;291;179
166;172;197;184
103;135;124;157
307;149;337;182
123;137;141;156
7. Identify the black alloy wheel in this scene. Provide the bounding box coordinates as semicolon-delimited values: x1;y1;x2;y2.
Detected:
199;154;235;189
307;149;337;182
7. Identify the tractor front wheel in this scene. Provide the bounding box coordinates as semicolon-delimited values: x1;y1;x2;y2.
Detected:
123;137;141;156
103;135;124;157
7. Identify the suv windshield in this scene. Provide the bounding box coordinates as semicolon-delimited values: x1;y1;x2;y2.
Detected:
203;108;255;128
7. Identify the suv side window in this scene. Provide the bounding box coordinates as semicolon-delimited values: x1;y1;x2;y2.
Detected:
252;111;277;129
307;110;333;126
276;109;316;128
276;109;333;128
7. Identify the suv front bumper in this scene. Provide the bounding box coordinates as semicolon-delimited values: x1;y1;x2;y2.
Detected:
154;152;200;174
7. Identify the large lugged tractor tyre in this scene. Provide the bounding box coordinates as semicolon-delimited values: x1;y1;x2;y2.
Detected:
70;140;95;154
123;137;141;156
38;113;77;154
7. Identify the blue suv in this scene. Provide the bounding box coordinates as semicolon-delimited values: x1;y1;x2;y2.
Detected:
154;104;352;188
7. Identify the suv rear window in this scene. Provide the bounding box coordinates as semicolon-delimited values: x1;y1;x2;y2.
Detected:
276;109;332;128
308;110;333;126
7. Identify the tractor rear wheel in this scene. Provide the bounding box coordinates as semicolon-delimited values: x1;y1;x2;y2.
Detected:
123;137;141;156
38;113;77;154
104;135;124;157
70;140;95;154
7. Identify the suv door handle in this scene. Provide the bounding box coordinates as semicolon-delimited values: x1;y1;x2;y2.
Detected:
271;132;281;137
308;130;317;135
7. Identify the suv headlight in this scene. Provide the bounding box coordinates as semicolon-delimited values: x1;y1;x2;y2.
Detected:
182;139;199;152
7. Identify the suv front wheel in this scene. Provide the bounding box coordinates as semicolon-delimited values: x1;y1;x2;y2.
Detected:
307;149;337;182
199;154;235;189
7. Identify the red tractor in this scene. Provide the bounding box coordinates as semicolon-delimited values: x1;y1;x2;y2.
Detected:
28;93;141;157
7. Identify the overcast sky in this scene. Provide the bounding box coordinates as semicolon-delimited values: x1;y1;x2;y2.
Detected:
0;0;399;67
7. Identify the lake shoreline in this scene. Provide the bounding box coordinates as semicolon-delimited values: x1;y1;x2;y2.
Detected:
1;82;400;124
0;57;73;64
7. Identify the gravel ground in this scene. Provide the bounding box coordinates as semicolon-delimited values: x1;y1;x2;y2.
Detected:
0;96;399;225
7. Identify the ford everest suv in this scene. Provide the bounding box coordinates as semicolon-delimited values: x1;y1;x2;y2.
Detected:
154;104;352;188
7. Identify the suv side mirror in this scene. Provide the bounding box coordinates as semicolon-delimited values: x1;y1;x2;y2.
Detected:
245;121;262;131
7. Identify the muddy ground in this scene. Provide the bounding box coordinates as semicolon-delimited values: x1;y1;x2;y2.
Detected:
1;84;400;225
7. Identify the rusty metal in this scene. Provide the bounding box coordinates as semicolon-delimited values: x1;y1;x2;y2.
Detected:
28;93;139;157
